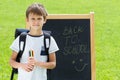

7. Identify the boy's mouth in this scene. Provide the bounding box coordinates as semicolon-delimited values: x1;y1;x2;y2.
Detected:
33;25;40;27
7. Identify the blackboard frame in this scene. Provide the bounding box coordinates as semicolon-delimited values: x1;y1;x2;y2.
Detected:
47;12;95;80
26;12;95;80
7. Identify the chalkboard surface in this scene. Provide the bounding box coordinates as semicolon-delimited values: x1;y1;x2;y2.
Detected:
43;19;92;80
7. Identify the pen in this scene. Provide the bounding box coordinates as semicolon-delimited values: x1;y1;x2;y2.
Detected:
29;50;34;57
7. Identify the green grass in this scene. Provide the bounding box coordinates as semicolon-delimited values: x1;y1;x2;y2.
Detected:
0;0;120;80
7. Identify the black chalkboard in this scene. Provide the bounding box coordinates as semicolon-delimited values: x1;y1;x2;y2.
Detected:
42;14;95;80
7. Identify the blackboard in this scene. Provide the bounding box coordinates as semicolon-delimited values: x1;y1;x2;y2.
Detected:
26;13;95;80
43;13;95;80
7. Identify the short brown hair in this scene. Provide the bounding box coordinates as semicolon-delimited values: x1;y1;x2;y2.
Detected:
26;3;48;20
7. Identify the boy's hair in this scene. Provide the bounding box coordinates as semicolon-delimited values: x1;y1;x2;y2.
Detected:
26;3;48;20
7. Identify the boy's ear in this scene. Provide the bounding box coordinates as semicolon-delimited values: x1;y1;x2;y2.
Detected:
43;19;47;24
26;18;30;29
26;18;29;22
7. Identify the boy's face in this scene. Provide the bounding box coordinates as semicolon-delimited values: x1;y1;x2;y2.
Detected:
27;13;46;30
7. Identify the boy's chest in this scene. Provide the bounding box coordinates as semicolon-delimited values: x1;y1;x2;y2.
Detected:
21;37;48;62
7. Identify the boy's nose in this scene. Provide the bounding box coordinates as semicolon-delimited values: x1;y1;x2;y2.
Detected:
34;20;39;25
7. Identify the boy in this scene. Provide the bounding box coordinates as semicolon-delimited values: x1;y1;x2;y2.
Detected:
9;3;59;80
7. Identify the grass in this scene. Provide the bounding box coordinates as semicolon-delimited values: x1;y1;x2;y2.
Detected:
0;0;120;80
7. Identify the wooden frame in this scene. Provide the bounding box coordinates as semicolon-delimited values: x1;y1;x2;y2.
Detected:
47;12;95;80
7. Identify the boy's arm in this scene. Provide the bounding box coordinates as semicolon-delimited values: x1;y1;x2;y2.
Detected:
9;51;34;72
35;52;56;69
9;51;21;68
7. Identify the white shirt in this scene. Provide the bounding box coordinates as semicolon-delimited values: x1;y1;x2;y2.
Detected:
10;34;59;80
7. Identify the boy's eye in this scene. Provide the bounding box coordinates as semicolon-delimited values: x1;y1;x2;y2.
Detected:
38;18;42;20
31;18;35;20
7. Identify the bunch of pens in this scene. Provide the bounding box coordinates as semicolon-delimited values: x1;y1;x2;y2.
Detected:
29;50;34;57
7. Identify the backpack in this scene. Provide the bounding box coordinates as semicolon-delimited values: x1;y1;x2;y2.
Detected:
10;28;51;80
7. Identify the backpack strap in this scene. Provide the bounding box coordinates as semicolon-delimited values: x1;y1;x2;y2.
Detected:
10;33;27;80
43;32;51;59
43;31;52;80
16;32;27;62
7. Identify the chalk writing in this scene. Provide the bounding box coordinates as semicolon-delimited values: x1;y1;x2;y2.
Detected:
61;25;90;72
62;25;87;36
64;34;80;46
74;63;88;72
63;44;89;55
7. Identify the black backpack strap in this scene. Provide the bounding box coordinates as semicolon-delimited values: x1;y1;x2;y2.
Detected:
10;70;14;80
44;32;51;57
43;31;52;80
16;33;27;62
10;33;27;80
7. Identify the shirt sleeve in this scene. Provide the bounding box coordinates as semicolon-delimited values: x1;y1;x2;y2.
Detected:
10;36;20;53
49;36;59;54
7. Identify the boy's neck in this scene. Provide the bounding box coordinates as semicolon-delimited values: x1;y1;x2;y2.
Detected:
29;29;43;36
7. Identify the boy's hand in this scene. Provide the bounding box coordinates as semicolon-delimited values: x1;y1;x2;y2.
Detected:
21;63;34;72
28;57;36;66
20;57;36;72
